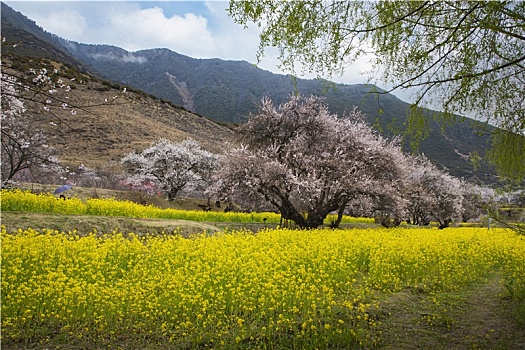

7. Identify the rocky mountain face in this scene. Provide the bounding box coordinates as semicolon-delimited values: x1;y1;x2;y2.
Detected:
1;2;497;183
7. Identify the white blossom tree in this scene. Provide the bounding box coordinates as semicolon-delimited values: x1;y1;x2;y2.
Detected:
405;156;464;229
121;138;218;202
1;38;127;187
459;180;484;223
212;95;409;229
1;73;60;187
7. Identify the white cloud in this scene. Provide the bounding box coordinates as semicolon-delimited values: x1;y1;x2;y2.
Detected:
202;1;284;73
6;1;218;57
201;1;379;87
89;52;147;64
107;6;218;56
28;10;88;41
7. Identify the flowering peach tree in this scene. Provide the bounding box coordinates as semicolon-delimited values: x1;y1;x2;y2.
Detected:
1;70;59;186
122;138;218;202
405;156;464;229
212;95;409;228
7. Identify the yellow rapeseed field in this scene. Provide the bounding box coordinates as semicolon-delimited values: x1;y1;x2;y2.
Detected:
0;189;373;225
2;225;524;348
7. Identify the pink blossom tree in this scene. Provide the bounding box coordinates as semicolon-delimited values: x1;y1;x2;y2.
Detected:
405;156;464;229
122;138;218;202
212;95;409;228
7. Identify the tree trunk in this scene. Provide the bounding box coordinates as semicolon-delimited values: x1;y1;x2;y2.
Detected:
167;187;181;202
438;218;451;229
276;196;308;228
275;195;341;229
331;205;346;229
304;212;325;229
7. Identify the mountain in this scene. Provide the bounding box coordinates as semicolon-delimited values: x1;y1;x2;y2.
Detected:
1;3;235;171
59;42;399;124
1;2;497;184
61;42;496;184
1;2;87;71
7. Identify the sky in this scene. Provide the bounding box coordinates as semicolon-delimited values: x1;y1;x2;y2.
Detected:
4;0;411;102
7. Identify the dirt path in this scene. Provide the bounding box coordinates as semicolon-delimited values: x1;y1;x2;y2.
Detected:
1;211;279;237
457;275;525;349
375;275;525;349
1;211;220;237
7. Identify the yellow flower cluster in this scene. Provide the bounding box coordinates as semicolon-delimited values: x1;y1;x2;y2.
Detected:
2;225;523;348
1;189;373;224
1;189;85;214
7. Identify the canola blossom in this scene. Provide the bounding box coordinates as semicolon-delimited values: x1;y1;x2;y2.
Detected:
2;226;524;348
0;189;373;224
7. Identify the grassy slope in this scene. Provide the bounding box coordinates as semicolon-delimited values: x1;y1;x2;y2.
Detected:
1;56;235;172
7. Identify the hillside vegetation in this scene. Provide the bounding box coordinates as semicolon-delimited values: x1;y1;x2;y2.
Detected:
1;54;235;171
